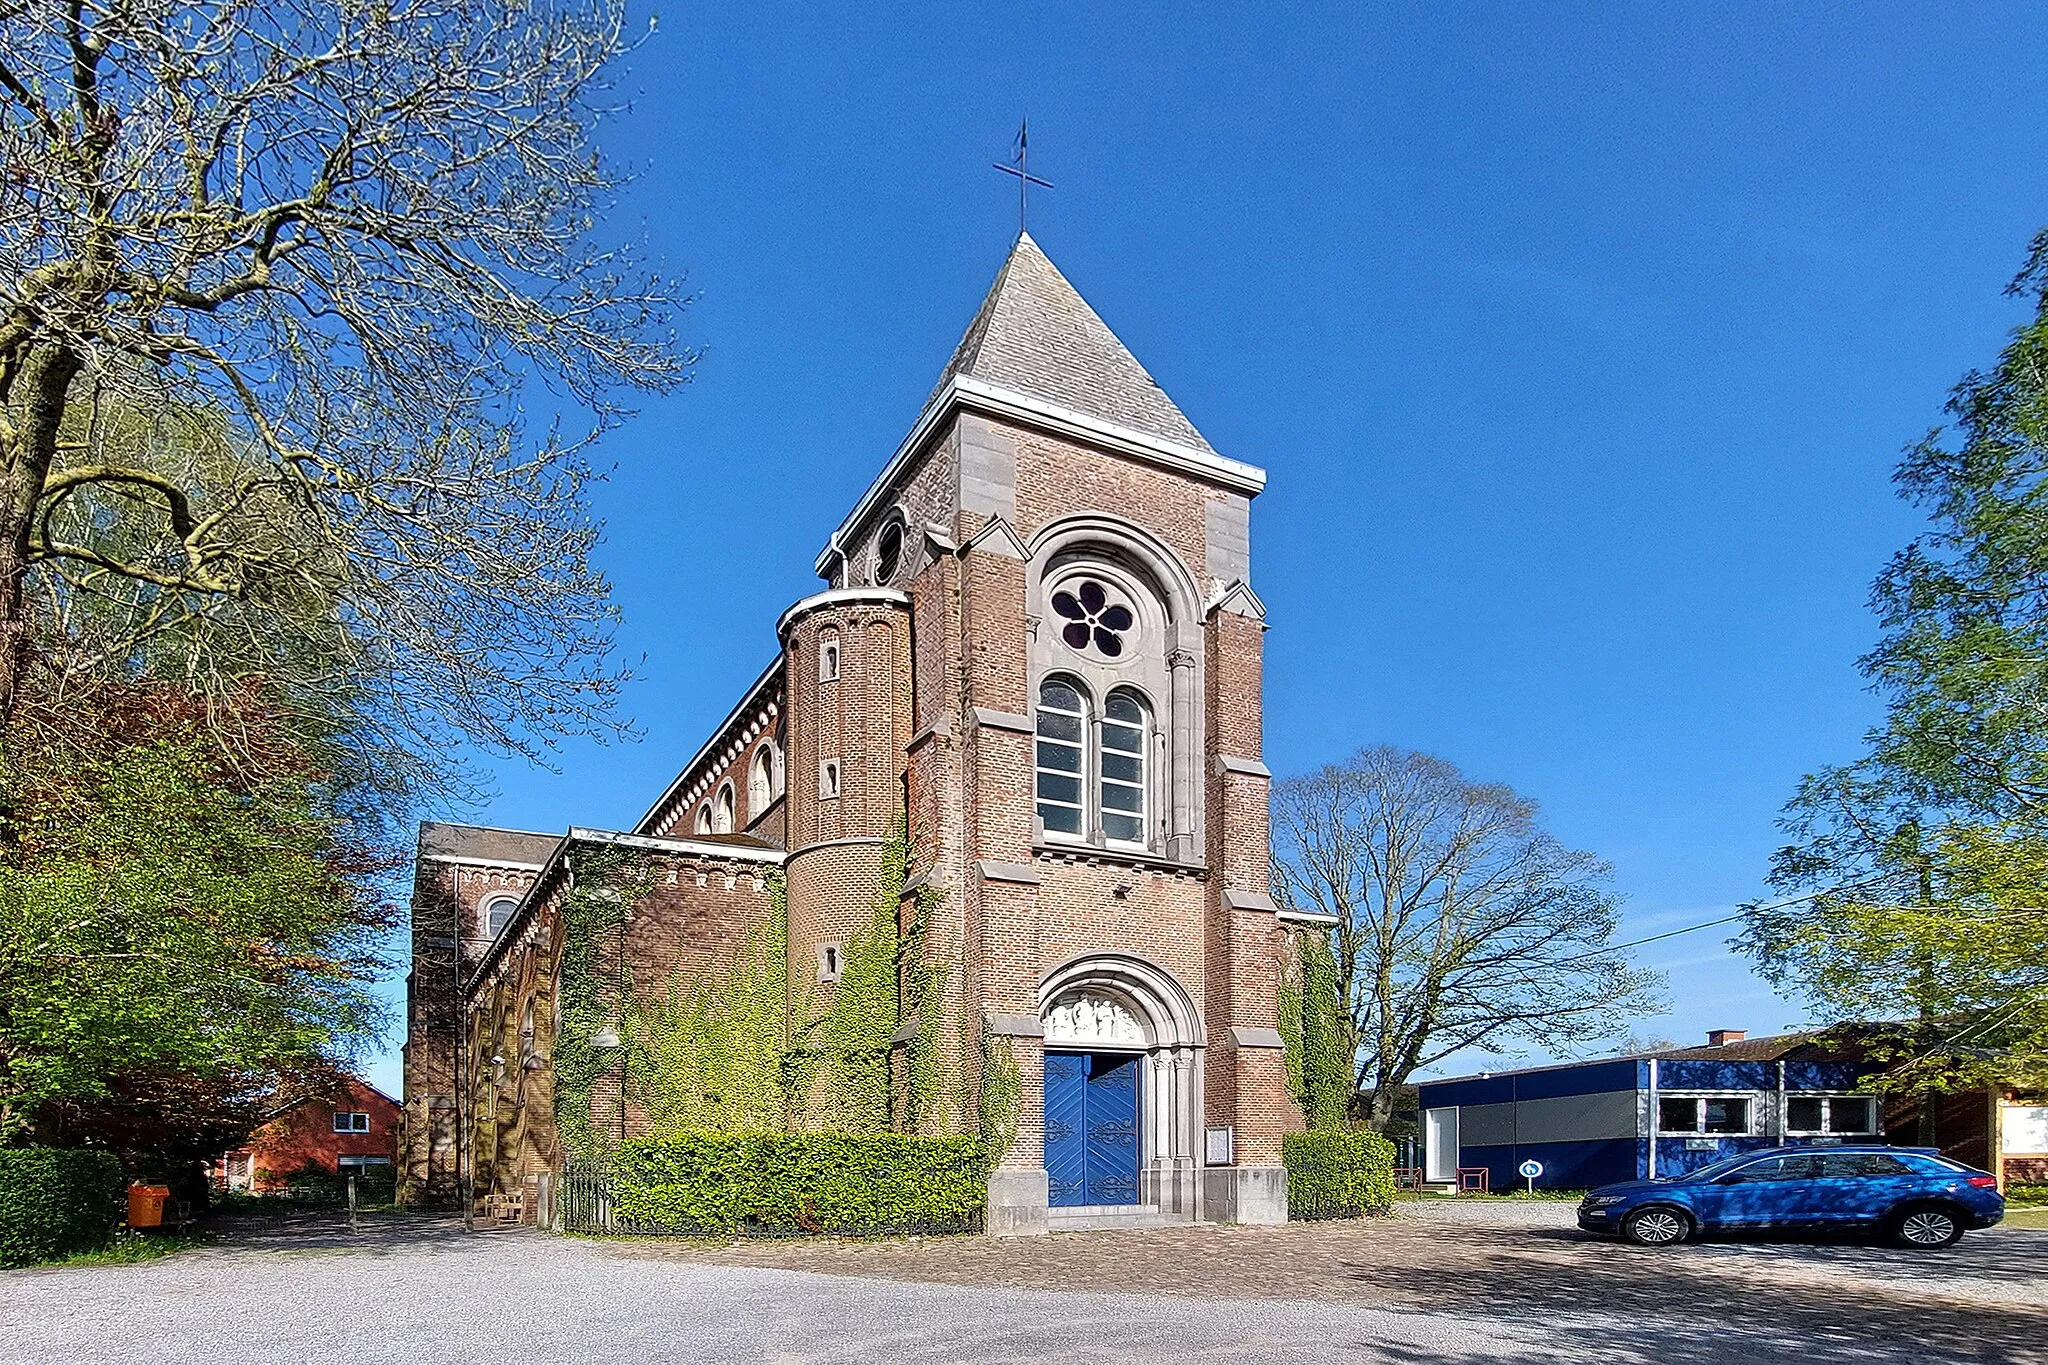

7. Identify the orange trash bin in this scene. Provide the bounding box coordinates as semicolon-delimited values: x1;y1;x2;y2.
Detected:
127;1184;170;1229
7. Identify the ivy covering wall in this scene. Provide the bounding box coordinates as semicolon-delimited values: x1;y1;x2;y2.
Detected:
549;847;647;1158
550;821;1003;1174
628;874;789;1135
1278;926;1354;1130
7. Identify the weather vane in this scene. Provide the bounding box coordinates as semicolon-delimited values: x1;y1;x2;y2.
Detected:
992;120;1051;234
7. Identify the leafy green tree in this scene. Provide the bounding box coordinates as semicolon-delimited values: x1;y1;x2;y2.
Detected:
0;696;388;1142
1743;229;2048;1088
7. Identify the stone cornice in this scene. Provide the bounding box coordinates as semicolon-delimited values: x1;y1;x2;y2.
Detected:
814;374;1268;577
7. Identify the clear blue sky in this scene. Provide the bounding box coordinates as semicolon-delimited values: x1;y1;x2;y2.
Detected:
364;1;2048;1094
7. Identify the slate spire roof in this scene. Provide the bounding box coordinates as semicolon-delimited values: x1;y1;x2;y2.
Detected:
930;232;1216;455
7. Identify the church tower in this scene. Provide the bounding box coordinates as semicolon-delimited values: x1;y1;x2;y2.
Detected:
805;233;1298;1230
408;231;1307;1233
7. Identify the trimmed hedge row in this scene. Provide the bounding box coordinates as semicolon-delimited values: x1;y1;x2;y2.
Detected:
0;1149;125;1267
1284;1129;1395;1221
605;1131;986;1236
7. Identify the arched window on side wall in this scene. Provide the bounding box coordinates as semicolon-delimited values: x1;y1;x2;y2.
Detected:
483;893;519;939
1100;689;1150;847
695;804;713;835
1035;677;1088;840
713;782;736;834
749;744;775;815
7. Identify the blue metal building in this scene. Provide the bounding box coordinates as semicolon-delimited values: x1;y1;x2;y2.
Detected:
1414;1030;1879;1191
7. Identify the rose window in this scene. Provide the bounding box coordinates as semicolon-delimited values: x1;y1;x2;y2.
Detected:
1051;580;1134;659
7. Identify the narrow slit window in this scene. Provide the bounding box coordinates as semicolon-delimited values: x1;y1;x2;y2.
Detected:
1100;690;1148;847
820;759;841;800
1035;678;1087;838
819;635;840;683
713;782;735;834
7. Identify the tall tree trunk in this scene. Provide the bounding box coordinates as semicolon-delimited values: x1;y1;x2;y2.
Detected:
0;342;81;729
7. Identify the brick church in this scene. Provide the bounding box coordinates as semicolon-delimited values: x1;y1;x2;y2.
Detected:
401;232;1327;1233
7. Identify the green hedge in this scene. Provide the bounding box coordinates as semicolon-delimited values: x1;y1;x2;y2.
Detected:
0;1149;125;1267
602;1131;986;1237
1284;1129;1395;1221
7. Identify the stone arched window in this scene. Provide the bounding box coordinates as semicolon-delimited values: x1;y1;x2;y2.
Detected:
482;893;519;939
1028;516;1207;862
712;782;736;834
695;804;713;835
1034;675;1156;851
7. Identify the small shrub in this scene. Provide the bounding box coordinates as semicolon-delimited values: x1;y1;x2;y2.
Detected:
1284;1129;1396;1220
0;1149;125;1268
601;1131;986;1236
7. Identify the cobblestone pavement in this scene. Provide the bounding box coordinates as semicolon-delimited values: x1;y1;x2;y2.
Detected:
3;1202;2044;1365
614;1197;2048;1361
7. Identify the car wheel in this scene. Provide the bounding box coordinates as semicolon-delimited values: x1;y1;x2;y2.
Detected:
1620;1206;1692;1247
1890;1204;1965;1250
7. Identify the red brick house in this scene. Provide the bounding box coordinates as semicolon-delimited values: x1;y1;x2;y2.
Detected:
216;1075;402;1192
403;232;1314;1232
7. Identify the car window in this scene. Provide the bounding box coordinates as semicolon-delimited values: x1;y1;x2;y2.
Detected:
1897;1154;1965;1175
1820;1153;1912;1178
1723;1156;1819;1183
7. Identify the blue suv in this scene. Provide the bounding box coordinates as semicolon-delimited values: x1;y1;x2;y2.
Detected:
1576;1146;2004;1249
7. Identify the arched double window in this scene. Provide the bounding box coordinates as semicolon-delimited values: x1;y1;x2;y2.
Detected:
1035;676;1152;850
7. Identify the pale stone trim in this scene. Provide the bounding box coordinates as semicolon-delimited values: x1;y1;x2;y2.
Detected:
1204;578;1267;622
814;374;1268;577
1277;906;1341;927
789;835;887;855
1231;1027;1286;1049
567;827;785;865
977;860;1042;885
1222;889;1279;914
971;706;1033;734
1032;842;1208;877
890;1019;920;1044
984;1013;1044;1038
776;586;911;642
419;854;549;872
1211;754;1271;778
908;713;955;748
962;515;1030;560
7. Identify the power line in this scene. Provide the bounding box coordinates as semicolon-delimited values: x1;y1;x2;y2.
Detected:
1550;891;2048;970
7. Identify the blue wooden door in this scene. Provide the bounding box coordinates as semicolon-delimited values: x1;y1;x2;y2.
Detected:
1084;1054;1140;1205
1044;1052;1141;1208
1044;1052;1088;1207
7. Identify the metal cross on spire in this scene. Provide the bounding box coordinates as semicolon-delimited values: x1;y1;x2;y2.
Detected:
992;120;1052;234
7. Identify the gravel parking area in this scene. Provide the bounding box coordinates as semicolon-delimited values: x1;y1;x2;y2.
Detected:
3;1201;2043;1364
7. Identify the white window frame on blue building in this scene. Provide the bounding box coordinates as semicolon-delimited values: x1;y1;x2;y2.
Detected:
1656;1091;1759;1137
1782;1091;1879;1137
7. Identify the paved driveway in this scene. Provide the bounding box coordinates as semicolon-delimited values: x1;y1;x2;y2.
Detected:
4;1200;2044;1364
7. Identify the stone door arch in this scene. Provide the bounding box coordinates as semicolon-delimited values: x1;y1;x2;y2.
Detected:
1039;954;1203;1218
